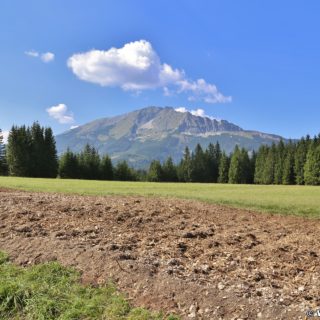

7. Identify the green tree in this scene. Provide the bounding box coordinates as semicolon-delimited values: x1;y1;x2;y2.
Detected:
282;142;295;185
274;140;285;184
114;161;136;181
228;146;250;184
162;157;178;182
205;142;221;182
43;127;58;178
177;147;192;182
147;160;163;182
190;144;206;182
100;155;113;180
294;137;308;185
6;125;33;177
218;152;230;183
254;145;269;184
304;143;320;185
59;149;79;179
78;144;101;180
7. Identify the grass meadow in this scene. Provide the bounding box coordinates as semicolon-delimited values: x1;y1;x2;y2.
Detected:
1;176;320;218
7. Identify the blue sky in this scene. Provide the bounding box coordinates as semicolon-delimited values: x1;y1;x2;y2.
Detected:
1;0;320;140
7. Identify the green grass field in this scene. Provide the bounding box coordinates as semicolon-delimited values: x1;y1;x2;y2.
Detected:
0;252;179;320
1;176;320;217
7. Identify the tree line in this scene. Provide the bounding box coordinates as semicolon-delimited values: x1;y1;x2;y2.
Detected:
1;123;320;185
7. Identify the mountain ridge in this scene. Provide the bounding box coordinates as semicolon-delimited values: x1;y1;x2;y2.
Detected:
56;106;285;167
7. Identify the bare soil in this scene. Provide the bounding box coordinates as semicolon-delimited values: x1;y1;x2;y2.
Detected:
0;188;319;319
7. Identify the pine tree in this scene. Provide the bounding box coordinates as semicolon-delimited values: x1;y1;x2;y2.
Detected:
114;161;136;181
294;138;308;185
304;143;320;185
205;142;221;182
254;145;269;184
282;142;295;185
78;144;101;180
218;152;230;183
147;160;163;182
43;127;58;178
59;149;79;178
274;140;285;184
263;144;276;184
6;125;33;177
178;147;192;182
100;155;113;180
190;144;206;182
162;157;178;182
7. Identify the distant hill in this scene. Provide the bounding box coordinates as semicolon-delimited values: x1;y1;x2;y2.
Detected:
56;106;286;167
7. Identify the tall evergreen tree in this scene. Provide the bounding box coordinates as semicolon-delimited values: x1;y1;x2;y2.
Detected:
6;125;33;177
100;155;113;180
304;143;320;185
162;156;178;182
218;152;230;183
274;140;285;184
190;144;206;182
228;146;250;184
178;147;192;182
43;127;58;178
59;149;79;179
294;138;308;185
78;144;101;180
263;144;276;184
282;142;295;185
205;142;221;182
114;161;136;181
147;160;163;182
254;145;269;184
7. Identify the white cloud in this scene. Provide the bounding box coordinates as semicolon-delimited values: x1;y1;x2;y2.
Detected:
68;40;231;104
25;50;55;63
70;125;79;130
25;50;39;58
46;104;74;124
2;131;9;144
41;52;55;63
175;107;219;120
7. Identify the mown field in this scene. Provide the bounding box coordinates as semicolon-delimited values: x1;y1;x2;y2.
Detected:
1;176;320;217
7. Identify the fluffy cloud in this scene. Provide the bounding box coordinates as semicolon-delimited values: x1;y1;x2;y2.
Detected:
175;107;218;120
68;40;231;104
25;50;55;63
46;104;74;124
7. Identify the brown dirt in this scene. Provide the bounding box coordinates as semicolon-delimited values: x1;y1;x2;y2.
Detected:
0;189;319;319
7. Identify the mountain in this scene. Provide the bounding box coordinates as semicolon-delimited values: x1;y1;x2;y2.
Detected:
56;106;285;167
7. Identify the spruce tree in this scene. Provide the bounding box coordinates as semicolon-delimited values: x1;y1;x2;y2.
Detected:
263;144;276;184
282;143;295;185
147;160;163;182
114;161;135;181
162;157;178;182
218;152;230;183
78;144;101;180
100;155;113;180
190;144;206;182
43;127;58;178
304;143;320;185
6;125;32;177
254;145;269;184
59;149;79;179
178;147;192;182
294;138;308;185
274;140;285;184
